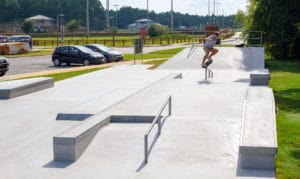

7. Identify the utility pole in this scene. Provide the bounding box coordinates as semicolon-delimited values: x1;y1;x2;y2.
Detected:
171;0;174;31
86;0;89;39
113;4;119;27
146;0;149;27
208;0;210;24
106;0;110;29
213;0;216;24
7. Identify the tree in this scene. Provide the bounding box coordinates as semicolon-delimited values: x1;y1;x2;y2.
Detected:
107;26;118;46
66;19;80;39
235;10;246;28
20;20;34;34
0;0;106;31
148;23;167;38
246;0;300;59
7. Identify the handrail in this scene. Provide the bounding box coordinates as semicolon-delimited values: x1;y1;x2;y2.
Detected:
144;95;172;163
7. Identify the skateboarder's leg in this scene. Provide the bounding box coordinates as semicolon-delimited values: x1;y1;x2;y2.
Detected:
202;48;210;65
208;48;219;59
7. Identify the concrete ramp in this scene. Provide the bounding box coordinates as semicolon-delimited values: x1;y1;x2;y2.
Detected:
158;47;264;71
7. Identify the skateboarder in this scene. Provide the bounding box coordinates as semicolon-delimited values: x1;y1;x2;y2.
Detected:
202;29;226;68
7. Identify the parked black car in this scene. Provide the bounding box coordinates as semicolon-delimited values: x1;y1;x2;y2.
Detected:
0;35;8;43
85;44;123;62
0;56;9;77
52;45;105;66
8;35;32;48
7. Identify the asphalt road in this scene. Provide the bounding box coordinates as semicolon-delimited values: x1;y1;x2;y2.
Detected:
5;44;188;76
6;55;56;76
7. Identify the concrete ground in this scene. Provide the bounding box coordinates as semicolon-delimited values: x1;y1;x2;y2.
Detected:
0;47;274;178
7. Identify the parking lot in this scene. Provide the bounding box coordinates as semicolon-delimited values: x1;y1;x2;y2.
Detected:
4;44;188;76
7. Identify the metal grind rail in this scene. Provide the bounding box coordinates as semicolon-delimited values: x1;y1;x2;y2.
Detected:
144;95;172;163
205;67;214;80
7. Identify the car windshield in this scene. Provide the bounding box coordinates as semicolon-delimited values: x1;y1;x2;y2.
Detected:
75;46;97;53
95;45;113;52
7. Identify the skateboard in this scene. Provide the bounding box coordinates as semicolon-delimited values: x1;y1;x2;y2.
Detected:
205;59;213;67
202;59;213;68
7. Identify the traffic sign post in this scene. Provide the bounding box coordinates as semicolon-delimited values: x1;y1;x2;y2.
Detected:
134;38;143;64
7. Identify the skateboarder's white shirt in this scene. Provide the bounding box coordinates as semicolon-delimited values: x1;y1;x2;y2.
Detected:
204;35;218;49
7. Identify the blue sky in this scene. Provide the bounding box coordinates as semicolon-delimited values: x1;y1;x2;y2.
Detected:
99;0;248;15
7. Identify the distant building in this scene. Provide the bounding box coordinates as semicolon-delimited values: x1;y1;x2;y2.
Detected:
127;19;154;31
26;15;55;33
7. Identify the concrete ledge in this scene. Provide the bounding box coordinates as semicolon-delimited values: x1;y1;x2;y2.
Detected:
53;73;181;162
240;87;277;170
250;69;270;86
0;77;54;99
53;114;111;162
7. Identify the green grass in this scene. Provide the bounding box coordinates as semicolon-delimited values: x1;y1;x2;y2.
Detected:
124;47;185;61
144;59;168;70
266;59;300;179
4;49;53;58
26;67;108;82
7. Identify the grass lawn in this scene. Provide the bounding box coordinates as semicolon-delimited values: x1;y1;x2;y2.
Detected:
266;59;300;179
144;59;168;70
24;67;108;82
124;47;185;61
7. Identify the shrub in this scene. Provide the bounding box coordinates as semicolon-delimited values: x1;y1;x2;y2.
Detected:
148;24;168;38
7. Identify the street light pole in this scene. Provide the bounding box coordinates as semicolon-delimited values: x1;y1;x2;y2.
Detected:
60;13;64;45
146;0;149;27
106;0;110;29
56;14;59;46
171;0;174;31
86;0;90;39
113;4;119;27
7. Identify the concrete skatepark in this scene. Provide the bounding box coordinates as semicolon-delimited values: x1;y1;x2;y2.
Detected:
0;47;277;178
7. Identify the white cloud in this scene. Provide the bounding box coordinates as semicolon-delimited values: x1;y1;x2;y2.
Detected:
99;0;248;15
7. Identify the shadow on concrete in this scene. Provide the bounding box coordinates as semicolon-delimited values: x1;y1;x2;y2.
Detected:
234;78;250;83
236;154;275;178
136;133;160;172
136;116;169;172
56;113;94;121
186;47;197;59
198;80;213;85
43;160;73;169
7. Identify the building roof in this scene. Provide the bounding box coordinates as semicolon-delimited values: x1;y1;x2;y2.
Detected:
26;15;55;21
136;18;152;23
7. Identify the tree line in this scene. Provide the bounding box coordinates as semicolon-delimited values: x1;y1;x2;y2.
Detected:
0;0;106;31
240;0;300;59
114;7;236;29
0;1;236;32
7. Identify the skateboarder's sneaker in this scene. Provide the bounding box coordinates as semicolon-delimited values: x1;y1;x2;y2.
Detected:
205;59;213;66
202;63;207;68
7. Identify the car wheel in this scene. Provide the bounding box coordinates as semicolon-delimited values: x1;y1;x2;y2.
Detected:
53;58;61;66
105;56;111;63
83;59;90;66
103;57;108;63
0;72;5;77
